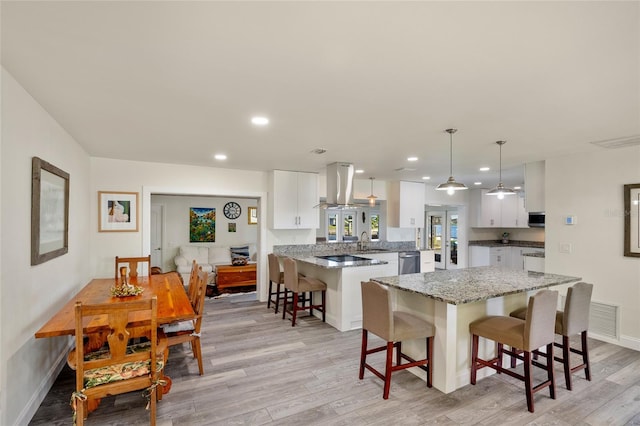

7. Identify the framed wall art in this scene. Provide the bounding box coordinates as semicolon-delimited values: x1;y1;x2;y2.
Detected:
98;191;139;232
31;157;69;265
190;207;215;242
248;206;258;224
624;183;640;257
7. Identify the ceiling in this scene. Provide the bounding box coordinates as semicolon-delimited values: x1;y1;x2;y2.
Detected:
2;1;639;188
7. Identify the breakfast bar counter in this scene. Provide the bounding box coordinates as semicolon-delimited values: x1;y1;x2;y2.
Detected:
371;266;581;393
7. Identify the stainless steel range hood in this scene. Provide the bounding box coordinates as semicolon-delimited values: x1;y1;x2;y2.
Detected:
316;162;359;209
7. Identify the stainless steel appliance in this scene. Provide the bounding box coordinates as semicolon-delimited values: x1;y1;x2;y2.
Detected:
398;251;420;274
528;212;545;228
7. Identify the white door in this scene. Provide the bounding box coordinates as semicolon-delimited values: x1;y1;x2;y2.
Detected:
445;211;459;270
150;205;163;269
427;213;445;269
428;210;459;270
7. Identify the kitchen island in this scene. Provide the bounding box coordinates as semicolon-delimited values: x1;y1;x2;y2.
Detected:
371;267;581;394
289;251;398;331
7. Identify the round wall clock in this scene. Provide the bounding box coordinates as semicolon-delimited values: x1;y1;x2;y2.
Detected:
223;202;241;220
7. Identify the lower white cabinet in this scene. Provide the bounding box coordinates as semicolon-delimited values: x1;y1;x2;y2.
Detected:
420;250;435;272
469;245;544;269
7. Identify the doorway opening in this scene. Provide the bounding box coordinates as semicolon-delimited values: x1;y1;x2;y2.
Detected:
425;208;459;270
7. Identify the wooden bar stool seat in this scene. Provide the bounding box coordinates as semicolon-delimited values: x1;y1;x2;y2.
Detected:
510;282;593;390
359;280;434;400
281;257;326;326
470;289;558;413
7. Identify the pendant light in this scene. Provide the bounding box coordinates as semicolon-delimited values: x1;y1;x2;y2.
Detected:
367;177;378;206
436;128;468;195
486;140;516;199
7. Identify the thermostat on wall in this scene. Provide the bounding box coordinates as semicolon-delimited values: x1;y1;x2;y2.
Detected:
565;215;576;225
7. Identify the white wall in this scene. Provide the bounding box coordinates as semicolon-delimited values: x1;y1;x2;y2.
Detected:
1;69;91;425
151;194;258;272
546;146;640;349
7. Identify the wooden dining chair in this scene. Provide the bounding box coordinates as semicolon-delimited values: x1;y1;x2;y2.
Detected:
115;255;151;280
163;269;208;375
69;296;167;426
186;260;201;306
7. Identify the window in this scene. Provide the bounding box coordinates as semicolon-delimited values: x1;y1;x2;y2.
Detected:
328;213;337;241
370;213;379;241
343;212;355;239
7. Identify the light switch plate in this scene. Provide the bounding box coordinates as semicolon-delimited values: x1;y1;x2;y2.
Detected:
559;243;572;253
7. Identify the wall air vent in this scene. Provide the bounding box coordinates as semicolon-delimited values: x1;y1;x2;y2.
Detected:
559;296;619;340
590;135;640;149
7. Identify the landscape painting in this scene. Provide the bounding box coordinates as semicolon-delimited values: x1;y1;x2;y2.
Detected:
190;207;215;242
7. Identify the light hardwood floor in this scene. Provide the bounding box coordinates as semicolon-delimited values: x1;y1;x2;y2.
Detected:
30;293;640;425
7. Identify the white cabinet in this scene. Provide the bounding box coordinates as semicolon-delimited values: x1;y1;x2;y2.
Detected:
387;181;425;228
420;250;435;272
470;245;544;269
469;246;490;267
269;170;319;229
490;247;510;267
470;189;528;228
525;160;545;213
524;256;545;273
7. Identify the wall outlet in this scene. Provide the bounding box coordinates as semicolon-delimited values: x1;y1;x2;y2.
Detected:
559;243;572;253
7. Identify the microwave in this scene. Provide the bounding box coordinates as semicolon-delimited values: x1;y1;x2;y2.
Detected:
528;212;545;228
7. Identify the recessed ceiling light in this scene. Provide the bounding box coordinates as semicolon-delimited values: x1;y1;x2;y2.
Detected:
422;176;430;180
514;186;522;190
251;116;269;126
407;156;418;162
474;182;482;185
479;167;490;172
355;169;364;174
214;154;227;160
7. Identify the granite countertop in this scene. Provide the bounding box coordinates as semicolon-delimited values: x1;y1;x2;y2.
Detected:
468;240;545;249
289;254;389;269
522;252;545;258
371;266;579;305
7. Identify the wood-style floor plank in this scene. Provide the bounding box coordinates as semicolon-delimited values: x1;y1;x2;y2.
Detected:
29;293;640;425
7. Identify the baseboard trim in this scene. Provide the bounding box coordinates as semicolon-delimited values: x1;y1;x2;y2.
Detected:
16;339;72;425
590;332;640;351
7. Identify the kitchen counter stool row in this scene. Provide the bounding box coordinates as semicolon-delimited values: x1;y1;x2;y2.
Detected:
268;253;326;326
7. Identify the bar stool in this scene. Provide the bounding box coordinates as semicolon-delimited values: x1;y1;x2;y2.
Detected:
282;258;326;326
510;282;593;390
359;280;434;399
267;254;286;313
470;289;558;413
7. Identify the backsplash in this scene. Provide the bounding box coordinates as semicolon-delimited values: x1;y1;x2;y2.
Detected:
468;227;545;243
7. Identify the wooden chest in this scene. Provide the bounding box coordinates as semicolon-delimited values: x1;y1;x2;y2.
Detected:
216;264;257;290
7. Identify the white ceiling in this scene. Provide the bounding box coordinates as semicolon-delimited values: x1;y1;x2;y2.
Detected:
2;1;639;188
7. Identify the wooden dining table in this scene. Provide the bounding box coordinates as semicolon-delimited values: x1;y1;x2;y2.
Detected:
35;272;195;340
35;272;195;411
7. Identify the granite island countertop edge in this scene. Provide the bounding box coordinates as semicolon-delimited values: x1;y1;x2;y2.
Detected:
371;266;580;305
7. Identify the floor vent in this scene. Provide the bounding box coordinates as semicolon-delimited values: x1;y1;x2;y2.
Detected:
589;301;619;339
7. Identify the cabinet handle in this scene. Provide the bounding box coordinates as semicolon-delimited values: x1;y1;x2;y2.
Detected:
490;219;494;226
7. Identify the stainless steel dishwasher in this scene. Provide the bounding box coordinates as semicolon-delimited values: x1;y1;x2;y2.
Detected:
398;250;420;274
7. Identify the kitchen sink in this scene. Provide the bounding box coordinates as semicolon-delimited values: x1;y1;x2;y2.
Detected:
316;254;370;262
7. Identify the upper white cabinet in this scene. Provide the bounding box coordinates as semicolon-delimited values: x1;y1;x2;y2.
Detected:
525;160;545;212
470;189;528;228
269;170;319;229
387;181;425;228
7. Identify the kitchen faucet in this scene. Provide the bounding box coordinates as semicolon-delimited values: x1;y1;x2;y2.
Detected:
358;231;369;251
